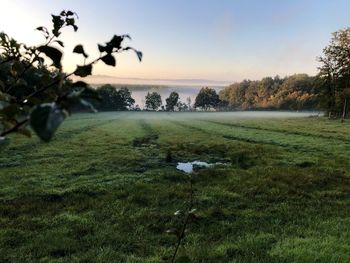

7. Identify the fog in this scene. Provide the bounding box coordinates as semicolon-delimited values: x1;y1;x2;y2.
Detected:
87;111;320;121
127;85;224;108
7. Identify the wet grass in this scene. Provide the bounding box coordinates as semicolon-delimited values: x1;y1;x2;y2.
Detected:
0;112;349;262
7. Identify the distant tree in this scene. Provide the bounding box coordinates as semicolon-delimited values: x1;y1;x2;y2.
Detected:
96;85;135;111
116;87;135;110
318;27;350;120
176;101;188;111
273;74;316;110
165;91;179;111
133;104;141;111
145;91;162;110
194;87;220;110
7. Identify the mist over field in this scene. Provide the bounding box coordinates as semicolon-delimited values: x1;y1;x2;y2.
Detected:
90;84;225;108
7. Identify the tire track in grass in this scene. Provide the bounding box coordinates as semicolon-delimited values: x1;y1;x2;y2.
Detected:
202;119;350;144
168;119;346;157
132;119;159;147
128;118;167;173
169;119;302;149
58;112;129;140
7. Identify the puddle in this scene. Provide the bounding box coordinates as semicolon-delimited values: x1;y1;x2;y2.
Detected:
176;161;223;173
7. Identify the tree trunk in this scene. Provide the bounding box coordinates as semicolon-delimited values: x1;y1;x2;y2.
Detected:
341;98;347;123
328;111;332;119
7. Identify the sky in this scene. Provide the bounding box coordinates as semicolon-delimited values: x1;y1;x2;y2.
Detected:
1;0;350;84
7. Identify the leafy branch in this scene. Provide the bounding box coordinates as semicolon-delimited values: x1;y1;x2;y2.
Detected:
0;10;142;145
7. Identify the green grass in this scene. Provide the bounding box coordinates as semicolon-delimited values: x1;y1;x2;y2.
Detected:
1;112;350;262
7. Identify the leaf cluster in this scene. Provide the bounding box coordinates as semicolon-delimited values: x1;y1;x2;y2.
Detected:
0;10;141;145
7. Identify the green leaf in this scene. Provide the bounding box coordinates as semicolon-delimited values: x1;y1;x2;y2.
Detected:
51;15;64;37
98;44;106;53
135;50;143;62
66;11;74;16
54;40;64;47
73;44;88;58
37;45;62;68
124;47;143;62
72;81;88;88
74;64;92;77
30;103;67;142
36;26;48;35
109;35;123;49
66;18;78;31
101;54;116;66
122;34;131;40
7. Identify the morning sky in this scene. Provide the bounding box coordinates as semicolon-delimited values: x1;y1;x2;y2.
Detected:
1;0;350;84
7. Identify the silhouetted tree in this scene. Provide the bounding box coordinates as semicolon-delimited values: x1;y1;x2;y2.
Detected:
318;27;350;119
145;91;162;110
96;85;135;111
166;91;179;111
194;87;220;110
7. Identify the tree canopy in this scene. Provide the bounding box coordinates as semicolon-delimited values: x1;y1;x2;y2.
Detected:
165;91;179;111
219;74;318;111
145;91;162;110
96;85;135;111
317;27;350;119
194;87;220;110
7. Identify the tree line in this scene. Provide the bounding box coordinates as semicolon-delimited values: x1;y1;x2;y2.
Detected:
219;74;319;111
89;85;221;111
92;76;320;112
96;24;350;117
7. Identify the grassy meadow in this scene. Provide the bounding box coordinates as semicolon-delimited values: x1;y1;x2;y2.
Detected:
1;112;350;262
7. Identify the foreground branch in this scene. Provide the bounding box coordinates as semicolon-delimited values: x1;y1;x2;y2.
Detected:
0;118;29;137
170;176;194;263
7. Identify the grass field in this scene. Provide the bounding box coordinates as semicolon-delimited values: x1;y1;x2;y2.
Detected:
1;112;350;262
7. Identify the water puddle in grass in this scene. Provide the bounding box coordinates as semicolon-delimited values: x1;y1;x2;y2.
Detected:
176;161;223;173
